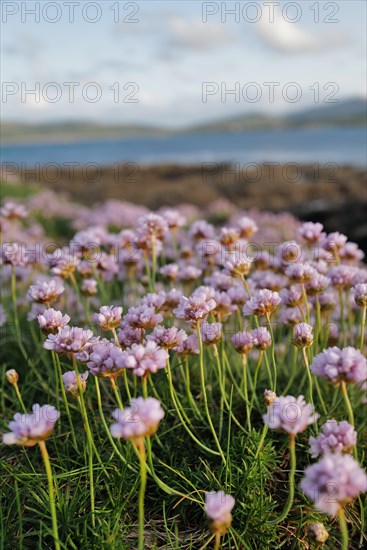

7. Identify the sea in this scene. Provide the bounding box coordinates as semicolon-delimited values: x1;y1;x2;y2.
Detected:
1;126;366;167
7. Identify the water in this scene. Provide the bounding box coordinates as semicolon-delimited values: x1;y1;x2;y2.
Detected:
1;126;366;167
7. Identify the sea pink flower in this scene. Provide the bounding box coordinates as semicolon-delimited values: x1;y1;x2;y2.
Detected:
298;222;325;244
285;263;316;283
44;326;98;356
110;397;164;441
310;347;367;385
28;279;64;304
37;308;70;334
300;454;367;516
160;263;179;281
236;215;258;238
62;370;89;397
305;273;330;295
124;305;163;329
328;265;356;289
147;326;187;349
81;278;98;296
173;333;200;355
293;323;314;348
243;289;281;317
280;285;303;307
353;283;367;307
309;420;357;457
251;327;272;350
122;341;169;377
94;305;123;331
47;247;80;278
117;322;144;348
0;201;28;220
263;395;319;435
173;293;216;325
86;340;126;378
189;220;215;241
2;404;59;446
231;331;254;354
204;491;235;532
201;322;222;345
263;389;276;406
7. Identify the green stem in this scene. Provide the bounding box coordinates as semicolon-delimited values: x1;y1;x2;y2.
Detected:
339;289;347;347
242;355;251;431
54;353;78;449
268;434;296;524
338;507;349;550
249;352;263;412
301;347;314;407
110;377;124;410
360;305;366;351
13;383;26;413
340;381;354;427
38;441;60;550
137;439;147;550
11;266;28;360
197;326;226;465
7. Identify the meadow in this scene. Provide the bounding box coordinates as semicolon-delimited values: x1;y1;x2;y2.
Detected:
0;187;366;549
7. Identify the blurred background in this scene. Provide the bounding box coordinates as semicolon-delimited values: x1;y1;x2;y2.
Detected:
1;1;366;245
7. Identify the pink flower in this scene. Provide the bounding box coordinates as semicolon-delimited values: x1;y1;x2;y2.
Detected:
37;308;70;334
94;305;123;331
173;293;216;325
124;305;163;329
44;326;98;356
293;323;314;348
204;491;235;531
123;341;169;377
310;347;367;385
285;263;316;283
309;420;357;457
28;279;64;304
2;404;59;446
86;340;126;378
298;222;325;244
263;395;319;435
201;322;222;345
300;454;367;516
110;397;164;441
173;334;200;355
147;326;187;349
231;331;254;354
243;289;281;317
354;283;367;307
251;327;272;350
62;370;89;397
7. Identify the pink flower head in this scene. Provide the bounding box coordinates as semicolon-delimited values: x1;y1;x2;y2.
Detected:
0;201;28;220
173;333;200;355
231;331;254;354
189;220;215;241
201;322;222;345
305;273;330;295
293;323;314;348
309;420;357;457
160;263;179;281
223;258;252;278
117;322;144;348
298;222;325;244
173;293;216;325
204;491;235;532
110;397;164;441
300;454;367;516
328;265;356;290
124;305;163;329
0;243;27;267
280;285;303;307
354;283;367;307
310;347;367;385
136;213;168;240
251;327;272;350
62;370;89;397
86;340;126;378
147;325;187;349
81;278;98;296
28;279;64;304
285;263;316;283
94;305;123;331
122;341;169;377
236;215;258;238
178;263;202;282
37;308;70;335
48;247;80;279
243;289;281;317
2;404;59;446
43;326;98;356
263;395;319;435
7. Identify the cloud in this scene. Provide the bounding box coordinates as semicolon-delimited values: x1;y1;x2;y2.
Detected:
168;17;234;51
256;5;346;54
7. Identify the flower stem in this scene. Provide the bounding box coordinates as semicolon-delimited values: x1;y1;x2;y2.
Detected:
110;377;124;410
38;441;60;550
340;380;354;427
197;326;226;465
360;305;366;351
136;439;147;550
338;507;349;550
13;382;26;413
214;531;221;550
301;347;314;407
268;434;296;524
54;353;78;449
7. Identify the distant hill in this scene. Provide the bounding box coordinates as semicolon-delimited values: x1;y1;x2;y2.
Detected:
1;98;366;144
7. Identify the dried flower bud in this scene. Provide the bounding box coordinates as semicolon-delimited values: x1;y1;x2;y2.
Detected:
307;522;329;546
6;369;19;385
263;389;276;406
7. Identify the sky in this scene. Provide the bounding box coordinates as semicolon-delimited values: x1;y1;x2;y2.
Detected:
1;0;366;127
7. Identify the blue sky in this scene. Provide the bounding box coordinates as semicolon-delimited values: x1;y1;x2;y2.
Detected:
1;0;366;127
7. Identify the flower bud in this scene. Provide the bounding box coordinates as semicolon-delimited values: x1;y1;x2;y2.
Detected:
307;522;329;546
263;389;276;406
6;369;19;385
